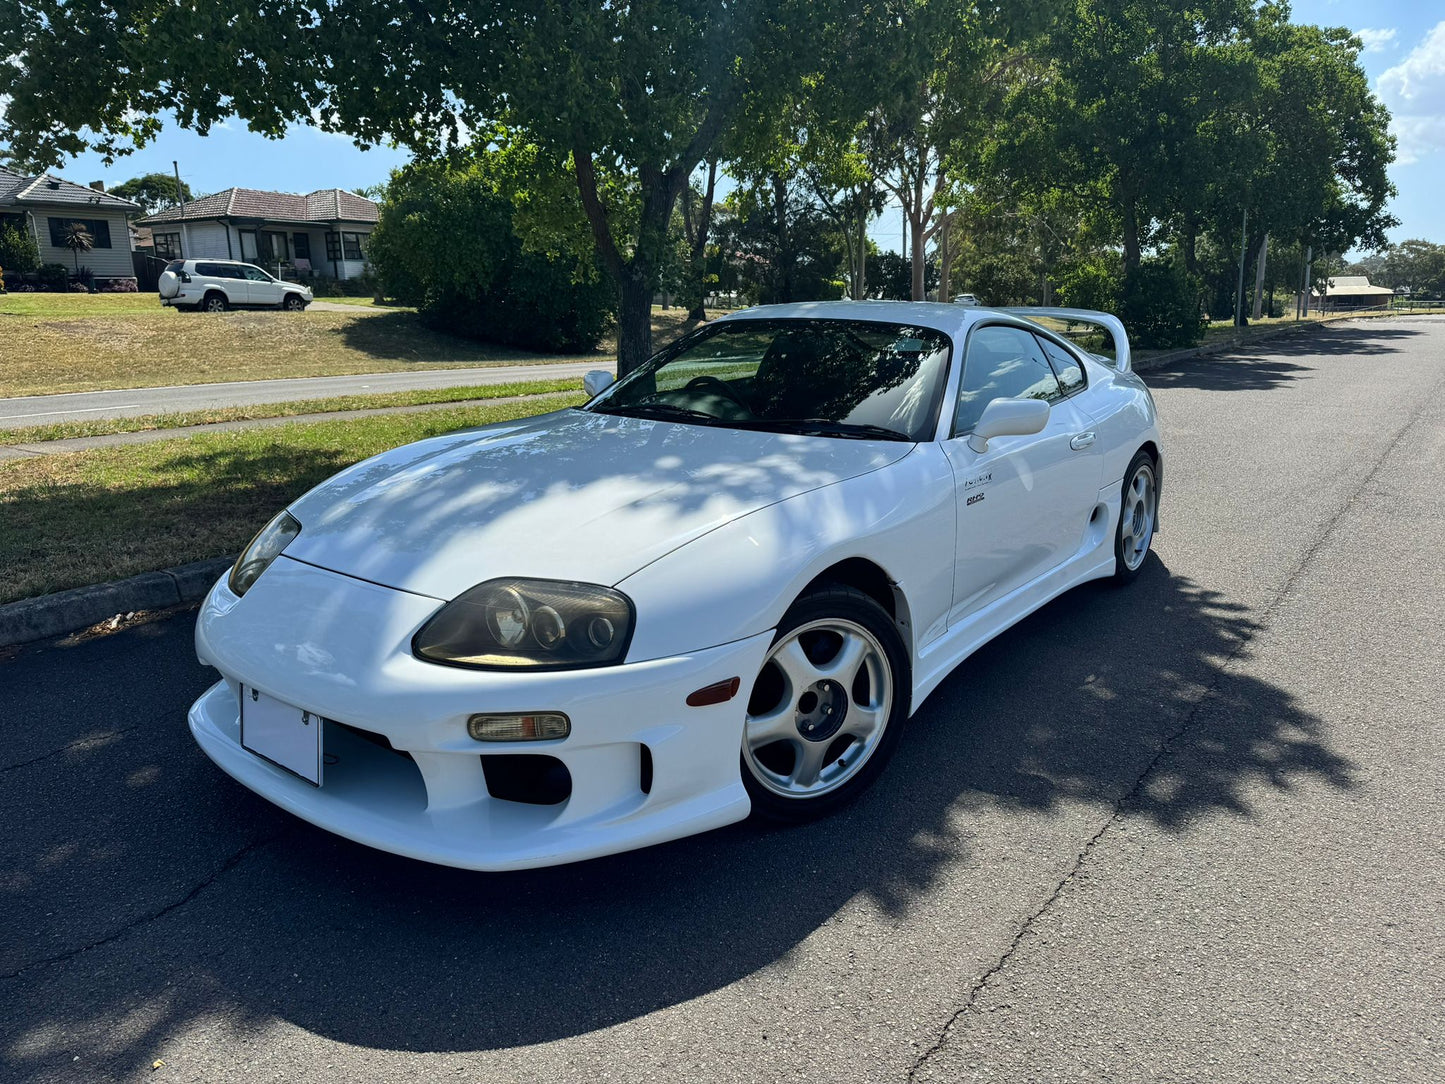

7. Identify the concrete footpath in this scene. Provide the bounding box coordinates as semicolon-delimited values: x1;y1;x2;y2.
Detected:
0;358;602;427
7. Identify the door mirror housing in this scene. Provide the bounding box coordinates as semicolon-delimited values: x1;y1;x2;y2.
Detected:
583;370;615;397
966;397;1050;453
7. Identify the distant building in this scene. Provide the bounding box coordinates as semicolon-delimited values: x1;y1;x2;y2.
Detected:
1311;275;1394;310
136;187;379;281
0;165;141;288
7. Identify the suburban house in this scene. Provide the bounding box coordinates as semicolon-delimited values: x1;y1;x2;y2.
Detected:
136;187;379;281
0;165;141;288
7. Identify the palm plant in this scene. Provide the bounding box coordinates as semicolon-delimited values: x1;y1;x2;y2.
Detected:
61;221;94;275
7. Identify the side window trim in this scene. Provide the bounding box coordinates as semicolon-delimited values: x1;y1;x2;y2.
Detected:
950;320;1063;439
1031;330;1089;399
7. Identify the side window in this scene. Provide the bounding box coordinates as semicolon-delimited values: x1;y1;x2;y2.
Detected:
954;325;1062;435
1036;335;1086;395
242;265;271;281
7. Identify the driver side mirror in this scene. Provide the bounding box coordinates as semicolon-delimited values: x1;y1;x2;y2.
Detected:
967;397;1050;453
583;370;615;397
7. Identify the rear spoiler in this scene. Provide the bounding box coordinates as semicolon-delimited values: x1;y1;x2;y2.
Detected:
995;307;1131;374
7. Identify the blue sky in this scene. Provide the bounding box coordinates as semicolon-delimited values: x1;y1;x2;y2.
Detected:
53;2;1445;255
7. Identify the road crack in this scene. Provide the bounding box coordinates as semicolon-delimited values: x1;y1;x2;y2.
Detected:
907;351;1444;1081
0;828;287;981
1;726;140;773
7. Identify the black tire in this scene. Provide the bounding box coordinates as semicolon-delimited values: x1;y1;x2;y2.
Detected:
283;293;307;311
741;584;910;822
1114;449;1158;583
200;292;229;313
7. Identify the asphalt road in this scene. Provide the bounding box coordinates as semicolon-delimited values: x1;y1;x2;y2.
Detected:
2;319;1441;1083
0;361;605;427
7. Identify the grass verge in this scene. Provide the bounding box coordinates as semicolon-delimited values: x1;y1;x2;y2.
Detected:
0;394;585;604
0;297;724;398
0;377;583;443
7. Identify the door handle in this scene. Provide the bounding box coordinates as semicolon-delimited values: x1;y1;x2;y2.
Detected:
1069;431;1096;451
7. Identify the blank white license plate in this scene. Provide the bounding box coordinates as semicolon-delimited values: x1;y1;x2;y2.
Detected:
241;686;323;786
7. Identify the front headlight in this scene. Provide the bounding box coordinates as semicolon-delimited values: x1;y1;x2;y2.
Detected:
413;578;634;670
228;510;301;597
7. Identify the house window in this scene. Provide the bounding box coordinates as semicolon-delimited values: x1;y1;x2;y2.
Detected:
342;232;366;261
153;232;182;260
293;233;311;261
47;217;113;249
324;231;341;261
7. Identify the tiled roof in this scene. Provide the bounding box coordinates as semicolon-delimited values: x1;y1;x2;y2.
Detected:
136;186;379;225
0;164;141;211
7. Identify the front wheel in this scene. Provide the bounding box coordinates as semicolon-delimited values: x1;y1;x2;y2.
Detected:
1114;450;1158;582
282;294;307;311
741;585;909;821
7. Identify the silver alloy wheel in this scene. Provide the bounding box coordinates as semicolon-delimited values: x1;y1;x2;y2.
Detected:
743;618;894;799
1120;460;1156;572
203;295;227;312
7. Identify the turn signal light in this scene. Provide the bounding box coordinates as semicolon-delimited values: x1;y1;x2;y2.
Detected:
466;712;571;743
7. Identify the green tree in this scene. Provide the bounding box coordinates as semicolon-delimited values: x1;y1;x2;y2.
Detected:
60;221;92;275
110;172;195;216
0;1;860;375
0;220;41;273
367;139;613;352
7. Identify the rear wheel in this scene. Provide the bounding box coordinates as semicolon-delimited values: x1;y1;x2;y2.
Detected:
200;292;229;313
741;585;909;821
1114;450;1158;582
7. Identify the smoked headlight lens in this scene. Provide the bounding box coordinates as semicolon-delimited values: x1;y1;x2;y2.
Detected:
413;578;634;670
228;511;301;597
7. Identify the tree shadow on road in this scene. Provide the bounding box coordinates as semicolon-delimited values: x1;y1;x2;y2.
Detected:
0;551;1357;1076
1145;323;1422;393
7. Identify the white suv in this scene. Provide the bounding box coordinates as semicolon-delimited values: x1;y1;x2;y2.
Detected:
158;259;313;312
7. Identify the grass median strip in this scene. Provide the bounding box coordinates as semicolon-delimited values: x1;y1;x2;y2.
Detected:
0;377;584;444
0;394;586;605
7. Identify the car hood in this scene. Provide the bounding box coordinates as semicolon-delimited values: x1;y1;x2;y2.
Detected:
283;408;912;600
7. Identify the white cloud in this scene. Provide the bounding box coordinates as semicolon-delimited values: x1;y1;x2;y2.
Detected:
1356;27;1397;54
1377;21;1445;165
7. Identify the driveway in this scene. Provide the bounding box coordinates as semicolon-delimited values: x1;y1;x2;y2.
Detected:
1;320;1441;1082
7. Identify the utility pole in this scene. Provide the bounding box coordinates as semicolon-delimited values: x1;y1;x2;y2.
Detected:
173;160;191;259
1299;245;1312;318
1234;208;1249;328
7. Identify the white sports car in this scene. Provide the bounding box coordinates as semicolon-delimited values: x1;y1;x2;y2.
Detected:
189;301;1161;870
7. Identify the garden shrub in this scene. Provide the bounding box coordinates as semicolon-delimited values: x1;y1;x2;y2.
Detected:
0;221;40;273
368;144;614;353
1122;259;1207;349
38;263;68;290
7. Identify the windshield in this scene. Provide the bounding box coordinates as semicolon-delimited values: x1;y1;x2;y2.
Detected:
588;319;952;441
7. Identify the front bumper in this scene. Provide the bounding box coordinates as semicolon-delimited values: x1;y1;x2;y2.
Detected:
189;557;771;870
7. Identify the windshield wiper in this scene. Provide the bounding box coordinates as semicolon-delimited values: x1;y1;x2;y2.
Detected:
594;402;721;425
767;419;915;442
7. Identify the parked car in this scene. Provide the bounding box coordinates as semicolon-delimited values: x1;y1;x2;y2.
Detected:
188;301;1161;870
158;259;312;312
953;293;981;305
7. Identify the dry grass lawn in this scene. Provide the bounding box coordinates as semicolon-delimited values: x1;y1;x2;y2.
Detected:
0;294;724;399
0;394;587;604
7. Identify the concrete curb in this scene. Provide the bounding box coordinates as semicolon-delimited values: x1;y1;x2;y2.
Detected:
0;556;234;648
1132;318;1321;373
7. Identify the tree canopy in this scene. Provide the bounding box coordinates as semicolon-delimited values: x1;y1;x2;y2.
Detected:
110;173;196;216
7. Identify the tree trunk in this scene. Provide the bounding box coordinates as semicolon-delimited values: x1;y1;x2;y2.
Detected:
910;214;926;301
772;173;791;303
617;270;654;376
938;211;952;301
686;159;717;321
1181;213;1198;275
1251;233;1269;320
1121;201;1141;276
